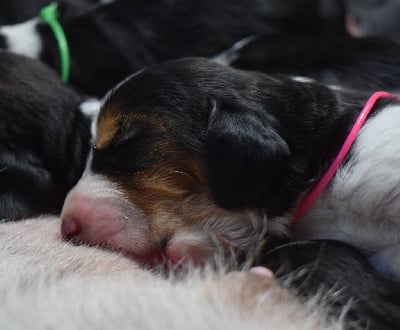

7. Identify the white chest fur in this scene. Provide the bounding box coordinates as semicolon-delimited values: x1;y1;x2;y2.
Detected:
292;105;400;278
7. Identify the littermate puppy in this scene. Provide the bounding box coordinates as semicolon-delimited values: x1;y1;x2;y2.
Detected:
61;57;400;279
216;35;400;93
0;0;344;96
0;0;106;25
0;51;91;220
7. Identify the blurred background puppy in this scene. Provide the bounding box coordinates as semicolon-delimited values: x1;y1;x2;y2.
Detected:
0;51;90;220
0;0;345;96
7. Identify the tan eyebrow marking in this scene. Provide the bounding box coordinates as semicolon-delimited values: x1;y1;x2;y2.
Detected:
95;105;122;150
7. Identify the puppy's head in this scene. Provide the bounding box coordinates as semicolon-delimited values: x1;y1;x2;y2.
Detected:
61;58;290;267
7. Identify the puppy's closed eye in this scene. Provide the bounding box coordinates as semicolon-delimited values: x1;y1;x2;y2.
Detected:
92;134;155;176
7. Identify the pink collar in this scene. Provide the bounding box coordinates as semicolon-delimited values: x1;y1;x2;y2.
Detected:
290;91;399;228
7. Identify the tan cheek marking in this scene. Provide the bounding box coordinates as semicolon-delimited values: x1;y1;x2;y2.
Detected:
113;155;209;241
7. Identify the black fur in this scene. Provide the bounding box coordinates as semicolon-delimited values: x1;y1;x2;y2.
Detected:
17;0;345;96
261;240;400;330
0;34;6;49
0;0;101;25
206;98;290;209
227;35;400;93
0;51;90;220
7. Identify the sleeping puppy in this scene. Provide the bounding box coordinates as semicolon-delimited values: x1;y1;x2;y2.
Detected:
0;0;344;96
0;51;91;220
215;35;400;93
261;240;400;329
60;57;400;278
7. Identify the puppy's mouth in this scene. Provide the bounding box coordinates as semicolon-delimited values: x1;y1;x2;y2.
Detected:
124;246;170;271
62;208;260;272
61;173;269;271
123;243;203;272
61;191;218;270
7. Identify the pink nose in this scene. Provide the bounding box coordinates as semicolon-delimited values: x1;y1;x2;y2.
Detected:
60;187;150;253
60;193;97;244
60;189;114;246
61;215;82;242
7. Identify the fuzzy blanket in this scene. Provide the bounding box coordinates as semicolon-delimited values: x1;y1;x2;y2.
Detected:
0;216;340;329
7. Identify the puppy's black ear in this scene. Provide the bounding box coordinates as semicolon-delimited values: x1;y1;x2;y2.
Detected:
205;99;290;209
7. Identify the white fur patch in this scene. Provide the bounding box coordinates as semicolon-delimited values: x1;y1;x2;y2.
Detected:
212;35;257;66
79;98;101;118
291;76;315;83
0;18;42;59
79;98;101;138
328;85;343;91
293;105;400;277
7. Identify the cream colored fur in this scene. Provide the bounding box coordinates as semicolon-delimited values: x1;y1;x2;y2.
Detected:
0;217;340;329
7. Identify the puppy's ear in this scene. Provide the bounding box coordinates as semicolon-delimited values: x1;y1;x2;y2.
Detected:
205;99;290;209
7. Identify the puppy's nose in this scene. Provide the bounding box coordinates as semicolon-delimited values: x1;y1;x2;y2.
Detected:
61;216;82;241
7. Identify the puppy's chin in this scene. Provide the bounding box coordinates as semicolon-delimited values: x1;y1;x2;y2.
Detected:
165;221;265;269
128;219;269;272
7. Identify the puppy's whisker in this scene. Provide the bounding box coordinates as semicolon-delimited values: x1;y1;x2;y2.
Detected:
168;170;195;181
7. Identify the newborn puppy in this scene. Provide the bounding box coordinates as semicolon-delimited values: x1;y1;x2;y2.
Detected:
215;35;400;93
61;58;400;278
344;0;400;37
0;0;344;96
0;51;91;220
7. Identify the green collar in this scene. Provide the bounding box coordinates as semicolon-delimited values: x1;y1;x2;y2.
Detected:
40;3;71;82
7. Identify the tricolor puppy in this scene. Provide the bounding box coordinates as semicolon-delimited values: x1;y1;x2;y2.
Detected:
61;58;400;278
0;51;91;220
0;0;344;96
